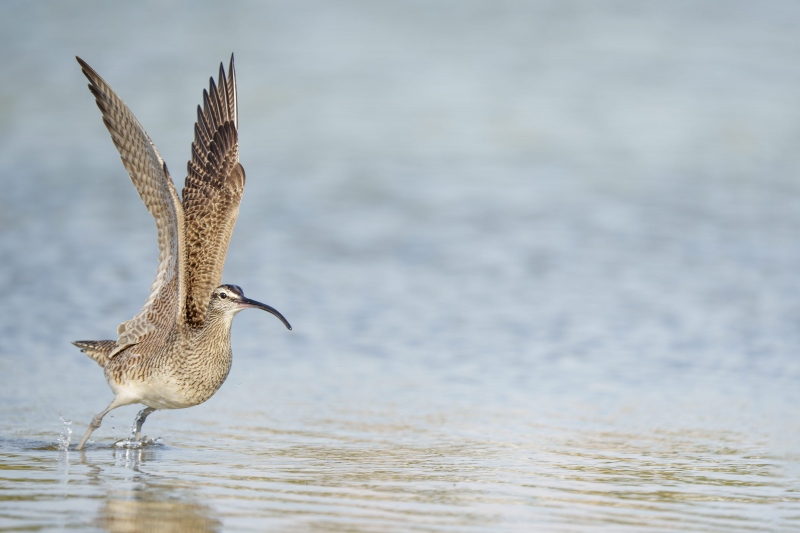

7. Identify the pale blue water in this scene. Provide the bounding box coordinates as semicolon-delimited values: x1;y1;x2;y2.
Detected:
1;1;800;531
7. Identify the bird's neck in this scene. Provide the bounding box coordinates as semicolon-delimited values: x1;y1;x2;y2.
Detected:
177;310;235;403
192;311;234;351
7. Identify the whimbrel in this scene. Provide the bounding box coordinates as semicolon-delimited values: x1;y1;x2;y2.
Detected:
72;55;291;450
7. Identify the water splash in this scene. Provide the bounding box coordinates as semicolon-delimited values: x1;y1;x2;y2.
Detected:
56;417;71;494
112;419;162;448
57;416;72;451
113;437;163;449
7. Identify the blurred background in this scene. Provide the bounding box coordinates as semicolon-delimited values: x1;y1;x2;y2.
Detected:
1;1;800;531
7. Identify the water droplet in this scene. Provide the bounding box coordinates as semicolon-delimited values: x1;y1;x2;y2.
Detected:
57;416;72;451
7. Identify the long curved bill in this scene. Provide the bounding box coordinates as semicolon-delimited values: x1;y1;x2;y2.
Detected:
237;297;292;330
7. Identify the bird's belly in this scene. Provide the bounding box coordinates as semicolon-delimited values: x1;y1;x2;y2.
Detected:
105;352;232;410
109;374;199;409
103;338;233;410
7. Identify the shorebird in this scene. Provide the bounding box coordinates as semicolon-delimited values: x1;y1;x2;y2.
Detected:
72;55;291;450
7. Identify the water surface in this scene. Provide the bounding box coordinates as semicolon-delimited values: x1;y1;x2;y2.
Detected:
1;1;799;530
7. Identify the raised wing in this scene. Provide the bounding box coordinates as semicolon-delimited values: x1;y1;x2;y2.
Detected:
77;57;185;355
182;55;245;327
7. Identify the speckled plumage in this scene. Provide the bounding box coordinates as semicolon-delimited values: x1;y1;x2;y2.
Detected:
72;56;291;450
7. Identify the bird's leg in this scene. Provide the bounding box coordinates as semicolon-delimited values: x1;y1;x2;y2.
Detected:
76;399;125;450
133;407;157;442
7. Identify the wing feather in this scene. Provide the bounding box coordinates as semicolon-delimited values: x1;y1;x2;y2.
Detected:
182;55;244;327
77;57;185;355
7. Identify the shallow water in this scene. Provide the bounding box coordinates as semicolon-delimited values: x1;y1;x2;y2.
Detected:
2;1;800;531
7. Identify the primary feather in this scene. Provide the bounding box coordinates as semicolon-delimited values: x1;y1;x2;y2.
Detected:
182;57;244;328
76;57;185;357
76;56;243;350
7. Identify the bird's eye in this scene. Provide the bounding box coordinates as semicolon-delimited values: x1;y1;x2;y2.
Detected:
219;292;227;299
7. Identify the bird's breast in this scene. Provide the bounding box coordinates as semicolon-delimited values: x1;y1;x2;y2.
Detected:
104;333;234;409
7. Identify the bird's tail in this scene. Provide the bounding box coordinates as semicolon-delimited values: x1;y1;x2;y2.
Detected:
72;340;117;368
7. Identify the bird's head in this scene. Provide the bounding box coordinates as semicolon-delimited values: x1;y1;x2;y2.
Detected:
208;284;292;330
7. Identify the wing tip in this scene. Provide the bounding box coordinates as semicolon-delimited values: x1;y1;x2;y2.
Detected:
228;53;237;128
76;56;94;82
76;56;109;95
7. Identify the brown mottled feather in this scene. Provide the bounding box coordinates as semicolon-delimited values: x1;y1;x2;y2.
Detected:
76;57;185;356
182;56;244;327
72;340;117;368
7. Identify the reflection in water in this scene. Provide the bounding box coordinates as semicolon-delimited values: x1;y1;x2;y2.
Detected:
97;448;220;533
98;496;220;533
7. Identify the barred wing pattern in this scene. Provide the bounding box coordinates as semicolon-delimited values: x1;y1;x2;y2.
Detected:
77;58;186;355
182;56;245;328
